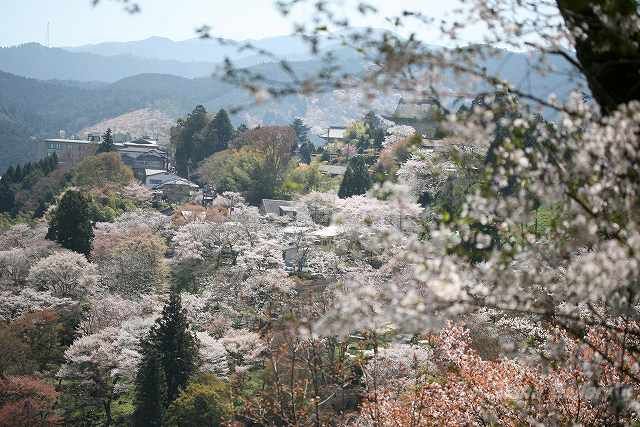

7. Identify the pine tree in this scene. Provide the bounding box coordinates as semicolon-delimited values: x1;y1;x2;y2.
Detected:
201;109;234;159
3;166;16;184
13;165;23;182
338;156;371;198
46;190;94;256
236;123;248;135
97;128;115;153
151;286;199;405
175;105;208;177
291;118;310;148
0;181;15;214
133;342;166;427
299;141;313;164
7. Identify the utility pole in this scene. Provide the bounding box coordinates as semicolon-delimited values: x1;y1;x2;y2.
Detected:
46;21;51;47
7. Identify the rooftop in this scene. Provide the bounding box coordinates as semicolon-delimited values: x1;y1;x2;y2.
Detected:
324;127;347;140
319;164;347;176
260;199;295;216
144;169;167;177
44;138;97;145
154;177;199;189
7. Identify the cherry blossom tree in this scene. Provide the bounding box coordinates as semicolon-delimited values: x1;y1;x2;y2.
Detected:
0;375;60;427
92;226;167;296
27;250;98;298
0;288;73;322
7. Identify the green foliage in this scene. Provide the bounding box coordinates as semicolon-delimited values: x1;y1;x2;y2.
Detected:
290;117;310;147
134;288;199;425
72;152;134;189
198;109;235;160
46;190;94;256
0;154;64;218
198;148;260;195
339;156;371;198
96;128;116;153
150;287;199;405
198;126;296;205
0;181;16;215
164;374;233;427
283;163;322;195
299;141;313;164
86;190;137;223
133;342;167;427
173;105;209;177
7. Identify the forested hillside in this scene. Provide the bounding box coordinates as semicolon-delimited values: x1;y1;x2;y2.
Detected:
0;42;582;172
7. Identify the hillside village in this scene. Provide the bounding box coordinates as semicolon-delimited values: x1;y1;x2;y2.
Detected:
0;92;486;423
2;1;640;425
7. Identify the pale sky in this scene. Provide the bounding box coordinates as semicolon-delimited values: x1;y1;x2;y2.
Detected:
0;0;472;47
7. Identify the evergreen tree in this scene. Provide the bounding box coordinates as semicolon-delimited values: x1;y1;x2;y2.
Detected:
291;118;310;148
201;109;234;159
174;105;208;177
97;128;115;153
133;342;166;427
364;111;385;151
236;123;249;135
299;141;313;164
338;156;371;198
364;111;382;133
13;165;23;182
3;165;16;184
46;190;94;256
50;152;59;169
22;162;33;177
0;181;15;214
151;286;199;405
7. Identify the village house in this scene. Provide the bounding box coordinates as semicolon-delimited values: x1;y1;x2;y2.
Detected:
318;164;347;177
144;169;178;188
384;96;443;138
153;176;199;203
37;133;169;175
259;199;308;220
320;126;348;145
117;139;169;179
39;133;101;166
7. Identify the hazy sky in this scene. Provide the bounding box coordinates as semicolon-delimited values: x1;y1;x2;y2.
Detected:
0;0;469;47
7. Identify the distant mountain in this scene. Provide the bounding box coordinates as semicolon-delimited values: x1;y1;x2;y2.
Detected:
0;43;220;82
0;42;584;172
65;35;331;64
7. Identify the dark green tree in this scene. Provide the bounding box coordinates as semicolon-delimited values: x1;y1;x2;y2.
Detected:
97;128;115;153
290;118;310;148
49;152;59;171
299;141;313;164
151;286;199;405
133;342;166;427
0;181;16;214
236;123;249;135
363;111;381;133
13;165;23;182
46;190;94;256
174;105;208;177
3;165;16;184
338;156;371;198
200;109;234;159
